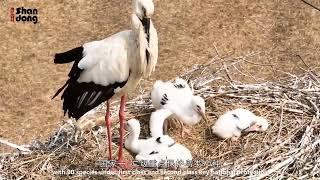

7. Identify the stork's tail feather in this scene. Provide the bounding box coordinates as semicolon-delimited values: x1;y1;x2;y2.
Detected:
61;81;108;120
54;46;84;64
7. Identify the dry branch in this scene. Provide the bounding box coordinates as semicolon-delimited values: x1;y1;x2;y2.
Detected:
0;138;31;153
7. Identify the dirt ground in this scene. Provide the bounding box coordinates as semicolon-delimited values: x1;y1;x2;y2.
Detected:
0;0;319;150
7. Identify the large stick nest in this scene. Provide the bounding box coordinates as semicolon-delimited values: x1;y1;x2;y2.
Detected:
1;54;319;179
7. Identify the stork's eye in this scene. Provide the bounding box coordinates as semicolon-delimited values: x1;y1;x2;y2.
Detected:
232;114;239;119
196;105;201;109
258;125;262;128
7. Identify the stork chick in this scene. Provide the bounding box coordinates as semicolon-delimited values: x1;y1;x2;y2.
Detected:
135;141;192;169
124;119;175;154
211;108;269;141
150;78;208;137
132;116;192;169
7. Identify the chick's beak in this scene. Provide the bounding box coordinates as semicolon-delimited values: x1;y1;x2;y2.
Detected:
243;124;260;132
197;109;208;123
124;123;129;131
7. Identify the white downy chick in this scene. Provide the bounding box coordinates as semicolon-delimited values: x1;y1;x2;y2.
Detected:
124;119;175;154
211;108;269;141
150;78;207;137
135;137;192;169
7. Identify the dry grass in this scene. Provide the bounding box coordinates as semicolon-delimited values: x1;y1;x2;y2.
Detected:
1;57;319;179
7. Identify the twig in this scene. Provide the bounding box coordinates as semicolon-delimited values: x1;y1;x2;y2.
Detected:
242;59;274;67
300;0;320;11
277;101;285;141
305;97;320;118
213;43;221;57
296;54;319;82
299;126;312;148
0;138;31;153
223;62;234;84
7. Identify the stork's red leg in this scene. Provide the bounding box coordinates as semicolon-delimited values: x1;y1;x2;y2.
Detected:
118;95;126;162
105;100;112;160
117;94;132;169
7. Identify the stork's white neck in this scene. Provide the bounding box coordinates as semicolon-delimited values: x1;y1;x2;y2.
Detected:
150;108;173;137
130;14;158;77
116;10;157;96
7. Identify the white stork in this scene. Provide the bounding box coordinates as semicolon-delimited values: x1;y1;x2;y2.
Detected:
124;119;175;154
211;108;269;141
150;78;208;137
125;119;192;169
52;0;158;168
135;141;192;169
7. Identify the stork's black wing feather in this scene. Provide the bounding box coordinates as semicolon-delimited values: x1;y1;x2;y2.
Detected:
61;80;127;120
52;47;84;99
173;83;185;89
160;93;168;105
52;46;128;120
54;46;84;64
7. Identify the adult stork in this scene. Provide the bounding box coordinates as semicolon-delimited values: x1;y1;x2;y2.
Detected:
52;0;158;168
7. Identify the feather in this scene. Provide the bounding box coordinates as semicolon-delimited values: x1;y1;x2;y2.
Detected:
54;46;83;64
61;80;128;120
